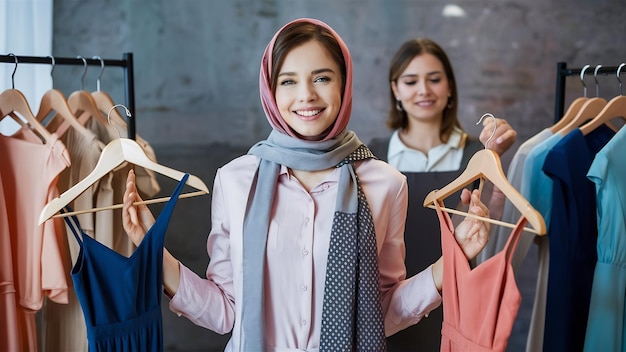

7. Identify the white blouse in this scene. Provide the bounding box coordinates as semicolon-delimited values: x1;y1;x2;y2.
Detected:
388;127;466;172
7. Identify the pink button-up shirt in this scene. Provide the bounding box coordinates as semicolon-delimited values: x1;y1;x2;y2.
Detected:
169;155;441;351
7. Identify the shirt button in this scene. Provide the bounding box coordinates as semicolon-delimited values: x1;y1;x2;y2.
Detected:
303;249;309;256
304;217;310;224
301;320;307;326
301;285;308;291
323;184;329;190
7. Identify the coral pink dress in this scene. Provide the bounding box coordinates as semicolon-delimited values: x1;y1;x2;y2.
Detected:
0;130;71;351
436;200;524;352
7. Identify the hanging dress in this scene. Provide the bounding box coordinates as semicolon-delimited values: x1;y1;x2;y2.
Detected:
368;136;483;352
584;126;626;351
61;173;189;351
436;199;525;352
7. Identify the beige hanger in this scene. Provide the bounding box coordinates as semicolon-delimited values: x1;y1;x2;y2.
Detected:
0;54;53;144
550;97;587;133
35;56;95;140
38;104;209;224
556;97;607;136
423;113;546;235
60;56;111;129
557;65;608;136
579;63;626;135
90;56;129;127
550;65;591;133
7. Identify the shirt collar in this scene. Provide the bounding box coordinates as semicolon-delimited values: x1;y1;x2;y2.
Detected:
388;126;466;159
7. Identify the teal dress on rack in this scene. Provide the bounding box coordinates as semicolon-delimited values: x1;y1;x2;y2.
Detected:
584;127;626;352
62;173;189;351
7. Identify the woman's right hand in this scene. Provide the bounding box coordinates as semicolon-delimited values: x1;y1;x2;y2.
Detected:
122;169;156;246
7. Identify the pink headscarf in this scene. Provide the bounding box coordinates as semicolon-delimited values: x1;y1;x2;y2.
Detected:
259;18;353;142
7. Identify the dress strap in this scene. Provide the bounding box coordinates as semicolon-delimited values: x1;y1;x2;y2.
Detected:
160;173;189;215
59;206;84;245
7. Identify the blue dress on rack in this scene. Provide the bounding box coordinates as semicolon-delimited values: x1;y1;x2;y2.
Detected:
62;173;189;351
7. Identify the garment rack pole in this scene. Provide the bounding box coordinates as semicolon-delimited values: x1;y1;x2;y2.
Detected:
0;52;136;140
554;62;625;123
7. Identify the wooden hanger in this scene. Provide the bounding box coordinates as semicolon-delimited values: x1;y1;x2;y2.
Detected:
557;65;609;136
579;63;626;135
38;104;210;224
551;65;593;133
67;90;109;126
36;88;95;140
1;89;52;144
579;95;625;135
423;113;546;235
89;55;129;127
35;56;95;140
550;97;587;133
556;97;607;136
1;54;51;143
91;90;129;126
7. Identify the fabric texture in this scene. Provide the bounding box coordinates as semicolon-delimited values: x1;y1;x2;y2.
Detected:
244;130;386;350
436;200;524;352
584;126;626;351
60;174;188;351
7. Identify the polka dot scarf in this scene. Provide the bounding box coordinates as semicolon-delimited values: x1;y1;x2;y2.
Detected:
243;130;387;351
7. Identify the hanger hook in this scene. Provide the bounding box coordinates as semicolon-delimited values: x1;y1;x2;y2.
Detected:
476;113;497;150
76;55;87;90
8;53;18;89
92;56;104;92
46;55;56;80
107;104;131;138
617;63;625;96
593;64;602;97
580;64;590;97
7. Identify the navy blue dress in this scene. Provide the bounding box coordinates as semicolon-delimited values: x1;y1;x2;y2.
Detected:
62;173;189;351
542;127;614;352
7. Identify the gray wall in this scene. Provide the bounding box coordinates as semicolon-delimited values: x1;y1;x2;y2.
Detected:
52;0;626;150
50;1;626;351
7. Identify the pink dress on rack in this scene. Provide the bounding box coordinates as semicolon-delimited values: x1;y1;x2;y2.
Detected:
0;129;71;351
436;200;524;352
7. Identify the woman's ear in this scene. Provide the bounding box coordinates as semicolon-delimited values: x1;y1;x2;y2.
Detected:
391;81;399;98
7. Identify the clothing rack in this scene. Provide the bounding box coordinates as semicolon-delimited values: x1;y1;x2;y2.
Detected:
0;53;136;140
553;62;625;123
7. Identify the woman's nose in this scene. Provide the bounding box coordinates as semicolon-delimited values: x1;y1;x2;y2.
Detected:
298;82;316;102
416;79;428;95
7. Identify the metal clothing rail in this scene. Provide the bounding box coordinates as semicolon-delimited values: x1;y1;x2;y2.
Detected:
0;52;136;140
553;62;625;123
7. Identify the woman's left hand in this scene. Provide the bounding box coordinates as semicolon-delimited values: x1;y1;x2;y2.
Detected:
455;189;490;260
479;117;517;156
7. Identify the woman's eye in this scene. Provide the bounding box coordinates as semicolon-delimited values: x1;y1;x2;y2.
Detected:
430;78;442;83
314;76;330;83
280;79;295;86
402;80;416;86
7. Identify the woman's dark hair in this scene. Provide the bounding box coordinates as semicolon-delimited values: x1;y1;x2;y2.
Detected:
270;22;346;95
387;38;461;142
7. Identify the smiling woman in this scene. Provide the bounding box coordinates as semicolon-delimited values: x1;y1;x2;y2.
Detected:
274;40;342;140
121;18;491;351
368;37;519;351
